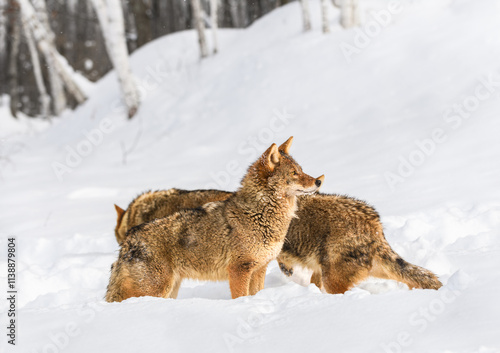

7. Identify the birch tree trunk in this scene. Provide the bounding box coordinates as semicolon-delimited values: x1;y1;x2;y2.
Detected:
91;0;140;118
321;0;330;33
340;0;351;28
300;0;311;32
340;0;359;28
33;0;66;115
21;18;50;118
210;0;219;54
351;0;360;27
18;0;87;105
190;0;209;58
7;0;20;118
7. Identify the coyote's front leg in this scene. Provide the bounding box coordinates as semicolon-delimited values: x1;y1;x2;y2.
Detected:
249;262;269;295
228;261;259;298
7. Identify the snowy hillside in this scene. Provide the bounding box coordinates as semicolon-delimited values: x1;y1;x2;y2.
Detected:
1;0;500;352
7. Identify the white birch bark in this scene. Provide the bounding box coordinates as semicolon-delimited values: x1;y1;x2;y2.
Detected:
210;0;219;54
91;0;140;118
300;0;311;32
190;0;209;58
32;0;66;115
340;0;352;28
340;0;359;28
351;0;360;27
21;18;50;118
321;0;330;33
45;51;67;115
18;0;87;104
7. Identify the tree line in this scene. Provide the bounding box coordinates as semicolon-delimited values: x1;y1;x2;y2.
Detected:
0;0;359;119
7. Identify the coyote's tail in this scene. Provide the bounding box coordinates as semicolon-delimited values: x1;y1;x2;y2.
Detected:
373;244;442;290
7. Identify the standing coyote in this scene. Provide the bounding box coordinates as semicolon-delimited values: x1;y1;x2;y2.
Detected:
106;137;324;302
114;194;441;295
277;194;442;293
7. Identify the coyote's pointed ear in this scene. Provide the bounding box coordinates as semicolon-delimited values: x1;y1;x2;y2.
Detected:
262;143;280;172
114;203;125;220
278;136;293;154
114;204;125;218
114;204;126;229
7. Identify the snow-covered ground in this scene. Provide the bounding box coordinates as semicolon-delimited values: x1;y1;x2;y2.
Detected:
1;0;500;352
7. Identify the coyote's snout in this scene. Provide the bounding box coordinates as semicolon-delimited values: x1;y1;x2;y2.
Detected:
279;157;323;197
106;137;324;302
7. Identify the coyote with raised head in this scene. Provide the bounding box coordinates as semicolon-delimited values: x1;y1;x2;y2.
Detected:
106;137;324;302
114;191;441;295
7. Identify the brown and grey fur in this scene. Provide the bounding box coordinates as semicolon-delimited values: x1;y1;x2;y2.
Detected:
106;137;324;302
114;192;441;295
114;189;232;244
278;194;442;293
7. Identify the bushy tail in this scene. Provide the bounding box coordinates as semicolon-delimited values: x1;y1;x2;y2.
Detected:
373;245;442;290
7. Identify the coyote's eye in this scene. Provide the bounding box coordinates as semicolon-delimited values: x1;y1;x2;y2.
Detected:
291;171;298;176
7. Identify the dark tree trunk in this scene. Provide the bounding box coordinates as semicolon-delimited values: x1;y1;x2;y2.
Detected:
132;0;152;48
7;0;20;118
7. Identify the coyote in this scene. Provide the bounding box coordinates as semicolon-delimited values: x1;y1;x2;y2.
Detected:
114;189;232;244
277;194;442;293
106;137;324;302
114;193;441;295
